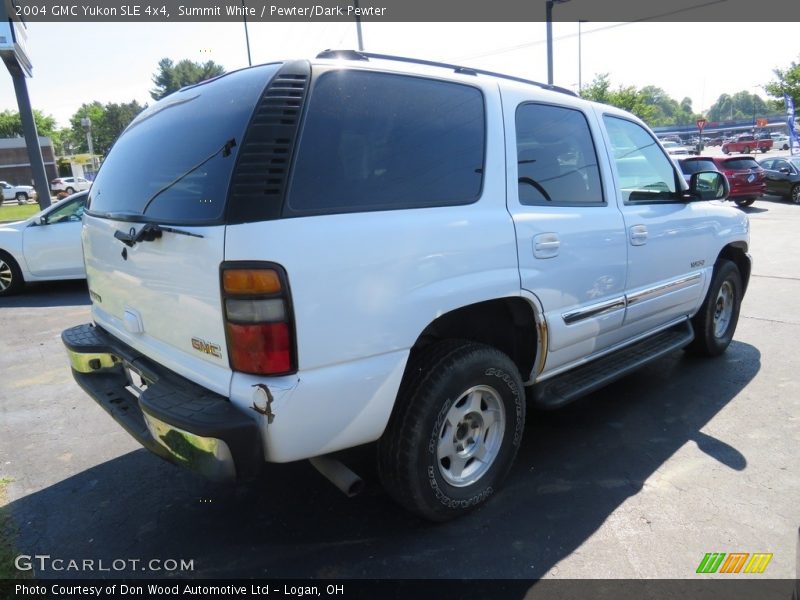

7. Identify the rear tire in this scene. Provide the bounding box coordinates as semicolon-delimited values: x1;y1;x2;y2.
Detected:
0;251;24;296
378;340;525;521
791;184;800;205
734;197;755;207
15;192;27;205
65;187;75;194
687;259;742;357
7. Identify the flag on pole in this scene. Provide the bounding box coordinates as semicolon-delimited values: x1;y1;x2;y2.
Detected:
785;93;798;154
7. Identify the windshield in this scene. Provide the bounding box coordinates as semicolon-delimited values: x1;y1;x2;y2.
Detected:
87;63;281;224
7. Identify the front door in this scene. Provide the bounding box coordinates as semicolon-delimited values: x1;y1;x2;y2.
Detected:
597;112;714;335
23;195;87;277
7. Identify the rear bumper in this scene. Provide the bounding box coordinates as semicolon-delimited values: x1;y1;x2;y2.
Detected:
62;323;262;482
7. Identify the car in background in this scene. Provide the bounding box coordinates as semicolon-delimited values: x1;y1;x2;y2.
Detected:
770;134;800;152
50;176;92;194
0;191;88;296
1;181;37;205
721;134;772;154
758;156;800;203
661;140;691;156
711;156;766;207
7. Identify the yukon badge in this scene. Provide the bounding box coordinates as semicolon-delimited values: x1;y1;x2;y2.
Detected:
191;337;222;358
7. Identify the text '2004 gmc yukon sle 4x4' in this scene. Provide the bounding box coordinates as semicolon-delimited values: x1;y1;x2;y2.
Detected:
63;51;750;521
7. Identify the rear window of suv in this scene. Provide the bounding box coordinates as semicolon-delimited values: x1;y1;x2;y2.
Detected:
722;158;760;170
285;70;485;215
680;159;717;174
87;63;281;224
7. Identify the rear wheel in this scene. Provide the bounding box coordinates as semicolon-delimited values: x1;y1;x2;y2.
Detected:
65;187;75;194
734;197;755;207
378;340;525;521
687;259;742;357
14;192;27;204
0;251;23;296
791;184;800;205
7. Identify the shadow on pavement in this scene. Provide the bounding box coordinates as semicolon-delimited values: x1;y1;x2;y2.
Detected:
0;280;90;308
6;341;760;579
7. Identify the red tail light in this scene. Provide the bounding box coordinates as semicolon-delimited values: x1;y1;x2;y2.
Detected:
221;263;296;376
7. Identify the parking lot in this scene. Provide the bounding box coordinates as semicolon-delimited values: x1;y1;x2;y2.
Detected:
0;193;798;581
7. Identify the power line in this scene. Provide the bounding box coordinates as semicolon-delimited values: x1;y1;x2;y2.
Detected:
451;0;728;62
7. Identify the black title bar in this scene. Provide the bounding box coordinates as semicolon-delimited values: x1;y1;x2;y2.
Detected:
6;0;800;22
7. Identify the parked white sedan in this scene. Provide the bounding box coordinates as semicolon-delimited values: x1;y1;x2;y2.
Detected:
0;191;87;296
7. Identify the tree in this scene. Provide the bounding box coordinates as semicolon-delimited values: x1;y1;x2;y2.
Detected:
150;58;226;100
0;109;59;139
765;56;800;107
65;100;145;156
706;91;768;123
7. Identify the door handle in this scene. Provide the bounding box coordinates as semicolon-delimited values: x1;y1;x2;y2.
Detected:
533;233;560;258
629;225;648;246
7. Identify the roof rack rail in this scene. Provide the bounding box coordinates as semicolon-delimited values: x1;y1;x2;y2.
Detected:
315;49;577;97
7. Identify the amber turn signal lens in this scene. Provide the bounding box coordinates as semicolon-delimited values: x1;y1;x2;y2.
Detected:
223;269;282;295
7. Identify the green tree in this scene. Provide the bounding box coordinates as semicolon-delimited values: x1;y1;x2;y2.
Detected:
707;91;768;123
765;55;800;107
65;100;144;156
0;109;59;139
150;58;226;100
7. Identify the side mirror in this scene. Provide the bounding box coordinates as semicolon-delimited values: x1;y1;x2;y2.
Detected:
689;171;729;201
38;215;48;225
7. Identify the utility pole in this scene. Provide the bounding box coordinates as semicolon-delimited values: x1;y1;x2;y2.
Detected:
242;0;252;66
353;0;364;51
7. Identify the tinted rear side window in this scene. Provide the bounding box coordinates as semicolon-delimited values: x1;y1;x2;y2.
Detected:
285;70;485;215
515;103;604;206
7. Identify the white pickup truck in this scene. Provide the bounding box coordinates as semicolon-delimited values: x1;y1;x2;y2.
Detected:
63;51;750;521
0;180;37;204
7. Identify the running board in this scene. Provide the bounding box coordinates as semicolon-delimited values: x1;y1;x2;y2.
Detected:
530;321;695;409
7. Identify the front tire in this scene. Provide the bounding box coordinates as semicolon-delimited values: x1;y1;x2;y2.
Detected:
687;259;742;357
734;197;755;207
15;192;27;204
65;187;75;195
378;340;525;521
0;251;24;296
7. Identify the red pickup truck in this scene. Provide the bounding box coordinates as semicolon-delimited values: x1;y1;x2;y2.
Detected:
721;135;772;154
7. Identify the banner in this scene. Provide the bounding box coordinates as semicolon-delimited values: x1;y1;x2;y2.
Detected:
785;93;798;155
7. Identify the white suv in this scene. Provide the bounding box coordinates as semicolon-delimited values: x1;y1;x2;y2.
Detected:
63;51;749;521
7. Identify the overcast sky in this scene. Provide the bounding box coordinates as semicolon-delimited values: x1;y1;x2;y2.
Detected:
1;21;799;128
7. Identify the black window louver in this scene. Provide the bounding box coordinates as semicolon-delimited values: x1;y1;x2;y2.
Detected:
227;60;311;223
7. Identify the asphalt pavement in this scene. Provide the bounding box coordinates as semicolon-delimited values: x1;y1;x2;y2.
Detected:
0;195;798;582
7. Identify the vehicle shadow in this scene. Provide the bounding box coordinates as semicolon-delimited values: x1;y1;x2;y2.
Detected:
0;280;90;308
5;341;760;580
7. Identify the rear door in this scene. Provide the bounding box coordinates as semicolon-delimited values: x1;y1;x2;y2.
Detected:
502;91;628;375
82;63;282;395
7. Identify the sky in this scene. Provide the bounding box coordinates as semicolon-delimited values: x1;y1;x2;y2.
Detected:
1;21;799;128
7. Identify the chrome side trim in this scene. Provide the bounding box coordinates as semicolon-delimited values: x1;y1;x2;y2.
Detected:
626;272;702;306
562;296;627;325
536;316;690;383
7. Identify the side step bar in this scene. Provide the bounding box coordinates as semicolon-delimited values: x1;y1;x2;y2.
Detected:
530;320;695;409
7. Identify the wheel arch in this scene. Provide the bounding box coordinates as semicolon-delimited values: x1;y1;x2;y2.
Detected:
406;296;541;385
717;242;751;294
